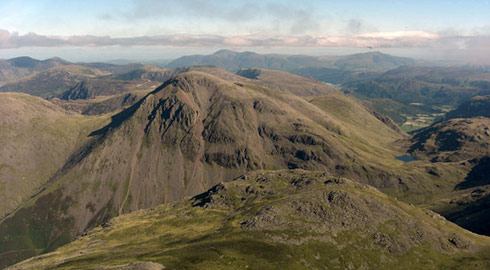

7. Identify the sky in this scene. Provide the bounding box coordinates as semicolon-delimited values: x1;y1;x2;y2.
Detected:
0;0;489;63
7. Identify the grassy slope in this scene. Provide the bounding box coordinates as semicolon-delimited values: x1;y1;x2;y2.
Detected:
1;68;487;268
0;69;435;268
0;92;110;217
236;68;339;97
7;170;490;270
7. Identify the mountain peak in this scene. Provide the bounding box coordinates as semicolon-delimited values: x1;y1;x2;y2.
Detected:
7;56;40;68
213;49;239;55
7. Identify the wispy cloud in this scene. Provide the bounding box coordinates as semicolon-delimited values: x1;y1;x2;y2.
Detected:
0;29;488;53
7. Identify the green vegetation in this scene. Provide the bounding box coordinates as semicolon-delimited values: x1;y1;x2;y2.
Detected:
9;170;490;270
0;92;110;217
2;63;490;270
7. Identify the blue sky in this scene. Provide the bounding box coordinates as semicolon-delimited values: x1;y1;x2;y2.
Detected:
0;0;489;62
2;0;489;36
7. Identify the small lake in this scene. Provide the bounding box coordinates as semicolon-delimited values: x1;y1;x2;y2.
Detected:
396;155;418;162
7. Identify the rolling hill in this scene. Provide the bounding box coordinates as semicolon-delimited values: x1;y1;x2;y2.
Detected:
236;68;339;96
0;65;160;98
0;57;142;84
0;57;70;83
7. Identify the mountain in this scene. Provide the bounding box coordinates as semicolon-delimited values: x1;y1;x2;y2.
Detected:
0;65;111;97
3;66;489;268
330;51;416;71
0;65;160;99
7;170;490;270
0;57;69;82
166;49;327;72
0;68;425;267
0;93;109;217
446;95;490;119
0;56;145;86
403;117;490;235
408;117;490;162
343;66;490;106
166;50;415;73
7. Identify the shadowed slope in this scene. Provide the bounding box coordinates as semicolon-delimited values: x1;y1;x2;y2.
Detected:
446;95;490;120
405;117;490;236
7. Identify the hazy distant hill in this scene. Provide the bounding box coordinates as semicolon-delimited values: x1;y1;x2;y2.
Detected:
331;51;416;70
166;49;326;72
0;56;69;82
166;50;416;73
0;64;161;98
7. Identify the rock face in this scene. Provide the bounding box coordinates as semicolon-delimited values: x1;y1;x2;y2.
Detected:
60;82;93;100
7;170;490;270
0;69;409;268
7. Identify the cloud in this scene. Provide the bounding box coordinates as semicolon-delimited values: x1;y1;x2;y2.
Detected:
124;0;261;22
346;19;362;35
0;29;488;53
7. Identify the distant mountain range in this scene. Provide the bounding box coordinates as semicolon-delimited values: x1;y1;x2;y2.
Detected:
166;49;417;72
0;56;143;84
